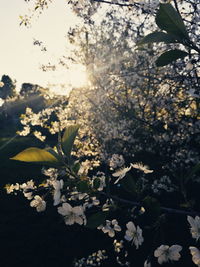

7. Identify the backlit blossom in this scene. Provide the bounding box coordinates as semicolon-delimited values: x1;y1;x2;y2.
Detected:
144;260;151;267
21;180;36;200
112;166;132;184
43;168;58;179
189;246;200;266
187;216;200;241
131;162;153;174
5;183;20;194
74;250;107;267
113;239;124;253
98;219;121;237
30;195;46;212
91;171;106;191
58;202;86;225
52;179;64;206
124;221;144;249
33;130;46;141
154;244;182;264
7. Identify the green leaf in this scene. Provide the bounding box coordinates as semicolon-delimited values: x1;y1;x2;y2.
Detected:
93;178;101;190
61;125;79;159
184;163;200;184
86;211;109;229
156;49;188;67
71;161;81;174
188;163;200;178
121;174;137;196
77;180;89;193
10;147;61;166
138;31;176;45
45;147;62;162
156;3;189;40
142;196;161;223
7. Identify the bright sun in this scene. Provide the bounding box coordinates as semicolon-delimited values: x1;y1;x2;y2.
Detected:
68;64;88;88
49;64;88;96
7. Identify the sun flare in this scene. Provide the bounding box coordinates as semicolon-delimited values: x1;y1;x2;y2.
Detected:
68;64;88;88
49;64;88;95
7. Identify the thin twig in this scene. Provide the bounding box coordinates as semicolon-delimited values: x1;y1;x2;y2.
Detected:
91;0;136;8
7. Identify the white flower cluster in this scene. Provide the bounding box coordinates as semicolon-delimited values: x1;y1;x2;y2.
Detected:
73;250;107;267
112;162;153;184
42;167;59;179
5;180;47;212
151;175;176;194
91;171;106;191
98;219;121;237
68;190;100;210
5;179;36;200
33;130;46;141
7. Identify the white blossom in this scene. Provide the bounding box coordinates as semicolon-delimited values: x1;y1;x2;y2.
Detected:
144;260;151;267
74;250;107;267
21;180;36;200
189;246;200;266
113;239;124;253
58;202;86;225
69;191;88;201
5;183;20;194
124;221;144;249
52;179;64;206
187;216;200;241
131;162;153;174
112;166;132;184
33;130;46;141
30;195;46;212
42;168;58;179
154;244;182;264
91;171;106;191
98;219;121;237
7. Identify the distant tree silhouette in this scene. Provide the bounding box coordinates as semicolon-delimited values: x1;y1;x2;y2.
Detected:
20;83;40;97
0;75;16;99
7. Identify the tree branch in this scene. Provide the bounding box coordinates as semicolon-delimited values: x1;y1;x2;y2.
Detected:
90;0;136;8
101;192;200;217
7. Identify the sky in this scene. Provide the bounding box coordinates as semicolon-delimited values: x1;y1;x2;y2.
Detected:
0;0;87;94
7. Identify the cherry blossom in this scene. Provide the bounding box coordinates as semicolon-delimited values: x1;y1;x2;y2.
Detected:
131;163;153;174
58;202;86;225
30;195;46;212
189;246;200;266
187;216;200;241
98;219;121;237
112;166;132;184
154;244;182;264
124;221;144;249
